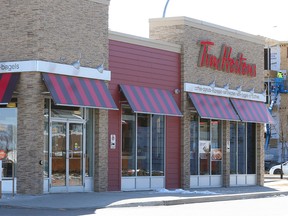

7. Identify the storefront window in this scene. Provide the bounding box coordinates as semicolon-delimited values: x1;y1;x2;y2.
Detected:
190;117;222;176
122;106;136;176
121;105;165;177
200;119;210;175
247;123;256;174
152;115;165;176
137;114;150;176
0;101;17;178
230;122;255;174
211;120;222;175
44;99;93;180
238;123;247;174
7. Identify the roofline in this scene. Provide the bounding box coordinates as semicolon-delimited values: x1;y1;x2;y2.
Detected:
149;16;265;45
109;31;181;53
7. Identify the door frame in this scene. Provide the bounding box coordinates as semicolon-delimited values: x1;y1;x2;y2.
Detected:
49;118;87;193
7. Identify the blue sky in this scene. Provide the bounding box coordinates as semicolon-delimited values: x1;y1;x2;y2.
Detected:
109;0;287;41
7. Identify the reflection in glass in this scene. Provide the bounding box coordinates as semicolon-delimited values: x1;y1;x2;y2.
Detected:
0;107;17;178
69;123;83;186
200;119;210;175
52;122;66;186
121;105;165;177
211;120;221;175
247;123;256;174
152;115;164;176
238;123;246;174
137;114;150;176
122;106;136;176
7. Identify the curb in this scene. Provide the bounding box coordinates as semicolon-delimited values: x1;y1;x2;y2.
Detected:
1;190;288;210
106;190;288;208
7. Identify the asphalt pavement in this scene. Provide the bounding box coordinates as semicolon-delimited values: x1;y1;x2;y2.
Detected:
0;174;287;210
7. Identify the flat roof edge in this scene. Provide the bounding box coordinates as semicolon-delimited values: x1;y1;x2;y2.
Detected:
109;31;181;53
149;17;265;45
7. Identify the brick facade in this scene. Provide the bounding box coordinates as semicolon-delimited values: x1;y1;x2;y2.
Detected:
0;0;110;194
149;17;266;187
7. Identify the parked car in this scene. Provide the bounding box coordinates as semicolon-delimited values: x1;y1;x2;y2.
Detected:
269;161;288;175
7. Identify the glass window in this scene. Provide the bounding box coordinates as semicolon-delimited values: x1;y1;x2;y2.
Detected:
238;123;247;174
122;106;136;176
199;119;211;175
152;115;165;176
190;117;222;176
230;122;254;175
137;114;150;176
211;120;222;175
121;105;165;177
247;123;256;174
0;103;17;178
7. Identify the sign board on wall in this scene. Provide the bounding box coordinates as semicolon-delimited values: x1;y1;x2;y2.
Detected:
184;83;266;102
270;45;280;71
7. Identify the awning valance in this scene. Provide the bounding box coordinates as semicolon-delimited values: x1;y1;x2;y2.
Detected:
42;73;117;110
188;93;240;121
120;84;182;117
0;73;20;105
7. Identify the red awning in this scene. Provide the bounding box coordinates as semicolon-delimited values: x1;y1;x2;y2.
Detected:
0;73;20;104
120;84;182;116
188;93;240;121
230;98;274;124
42;73;117;110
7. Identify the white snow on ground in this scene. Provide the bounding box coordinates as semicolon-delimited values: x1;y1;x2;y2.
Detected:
155;188;219;195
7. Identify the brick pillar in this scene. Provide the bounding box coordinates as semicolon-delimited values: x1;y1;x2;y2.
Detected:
16;72;45;194
181;96;191;189
94;109;109;191
222;121;230;187
256;123;265;186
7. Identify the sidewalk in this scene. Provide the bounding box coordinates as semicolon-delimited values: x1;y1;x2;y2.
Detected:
0;175;287;210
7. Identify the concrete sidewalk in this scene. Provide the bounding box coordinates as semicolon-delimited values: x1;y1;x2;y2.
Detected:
0;175;287;210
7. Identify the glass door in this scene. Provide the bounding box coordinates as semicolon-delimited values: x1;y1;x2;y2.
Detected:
51;121;85;192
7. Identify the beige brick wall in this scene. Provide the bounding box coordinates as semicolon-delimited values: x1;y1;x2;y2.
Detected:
1;0;110;194
150;17;265;188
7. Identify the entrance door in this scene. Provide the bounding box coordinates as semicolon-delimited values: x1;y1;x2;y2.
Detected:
50;121;85;192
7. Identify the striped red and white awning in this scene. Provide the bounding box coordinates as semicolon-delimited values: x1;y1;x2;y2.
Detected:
42;73;117;110
188;93;240;121
120;84;182;117
0;73;20;104
230;98;274;124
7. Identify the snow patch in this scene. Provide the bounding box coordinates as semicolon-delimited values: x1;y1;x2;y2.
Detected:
155;188;219;195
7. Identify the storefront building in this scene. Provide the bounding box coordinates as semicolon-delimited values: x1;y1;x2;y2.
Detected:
108;32;182;191
149;17;273;188
0;1;274;195
0;0;114;194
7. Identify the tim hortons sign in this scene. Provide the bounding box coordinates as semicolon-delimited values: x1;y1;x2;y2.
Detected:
198;41;256;77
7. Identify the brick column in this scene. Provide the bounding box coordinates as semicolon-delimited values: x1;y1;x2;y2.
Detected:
94;109;109;191
222;121;230;187
181;94;191;190
16;72;45;194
